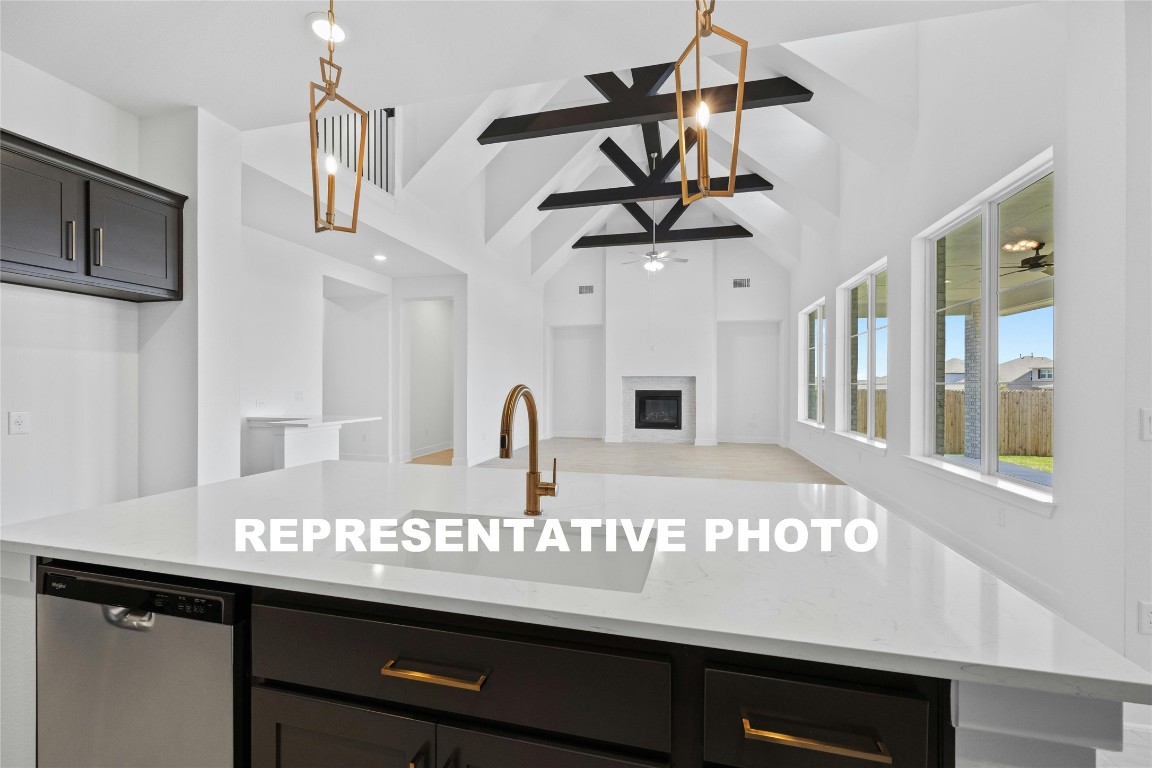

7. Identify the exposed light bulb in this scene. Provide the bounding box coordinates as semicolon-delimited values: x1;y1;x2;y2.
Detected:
373;254;387;262
1002;239;1039;252
695;101;710;129
324;154;339;176
644;260;664;272
308;14;346;43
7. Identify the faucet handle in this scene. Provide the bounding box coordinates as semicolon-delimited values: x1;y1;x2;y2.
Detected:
539;458;558;497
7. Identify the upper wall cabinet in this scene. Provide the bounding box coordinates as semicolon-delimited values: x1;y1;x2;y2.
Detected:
1;130;186;302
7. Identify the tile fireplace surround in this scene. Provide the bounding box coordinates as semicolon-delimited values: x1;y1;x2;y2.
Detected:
621;376;696;443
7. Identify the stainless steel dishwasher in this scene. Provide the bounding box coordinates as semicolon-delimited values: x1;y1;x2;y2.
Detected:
37;564;238;767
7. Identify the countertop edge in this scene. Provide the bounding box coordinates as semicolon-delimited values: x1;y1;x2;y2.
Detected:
5;538;1150;706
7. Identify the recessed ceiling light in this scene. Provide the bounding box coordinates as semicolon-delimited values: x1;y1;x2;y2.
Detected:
373;254;387;262
1002;239;1039;253
307;12;346;43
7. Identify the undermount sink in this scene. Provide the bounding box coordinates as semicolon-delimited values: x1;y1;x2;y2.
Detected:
339;510;656;592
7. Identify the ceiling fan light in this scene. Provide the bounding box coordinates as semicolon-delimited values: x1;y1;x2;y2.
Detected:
644;260;664;272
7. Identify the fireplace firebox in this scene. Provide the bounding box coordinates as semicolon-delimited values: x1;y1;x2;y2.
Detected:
635;390;682;430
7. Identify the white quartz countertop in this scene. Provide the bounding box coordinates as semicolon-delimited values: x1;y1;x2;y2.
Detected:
2;461;1148;704
246;415;383;428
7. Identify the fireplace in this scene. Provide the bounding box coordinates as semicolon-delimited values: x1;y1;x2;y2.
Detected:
635;390;682;430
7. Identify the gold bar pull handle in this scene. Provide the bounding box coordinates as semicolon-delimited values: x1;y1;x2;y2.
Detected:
742;718;892;764
94;227;104;266
380;658;487;691
65;221;76;261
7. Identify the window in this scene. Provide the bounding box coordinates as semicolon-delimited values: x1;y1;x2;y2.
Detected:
842;264;887;442
929;168;1054;488
801;300;826;424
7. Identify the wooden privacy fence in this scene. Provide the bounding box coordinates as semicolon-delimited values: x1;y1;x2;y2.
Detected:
934;389;1052;456
857;389;1052;456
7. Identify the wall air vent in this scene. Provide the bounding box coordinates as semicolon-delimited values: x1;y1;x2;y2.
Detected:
578;285;595;295
733;278;751;288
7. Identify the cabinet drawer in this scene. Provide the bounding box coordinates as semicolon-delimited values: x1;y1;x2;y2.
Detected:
252;605;671;753
704;669;929;768
438;725;666;768
252;686;434;768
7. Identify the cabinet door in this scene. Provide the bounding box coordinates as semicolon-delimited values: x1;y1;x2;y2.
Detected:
88;180;179;291
437;725;665;768
252;687;434;768
0;149;83;273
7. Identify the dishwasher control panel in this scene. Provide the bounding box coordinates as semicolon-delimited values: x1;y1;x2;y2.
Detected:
41;570;229;624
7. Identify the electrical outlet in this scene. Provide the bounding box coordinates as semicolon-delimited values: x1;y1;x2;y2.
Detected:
1141;408;1152;442
295;391;304;402
8;411;30;435
255;399;267;408
996;508;1007;527
1139;601;1152;635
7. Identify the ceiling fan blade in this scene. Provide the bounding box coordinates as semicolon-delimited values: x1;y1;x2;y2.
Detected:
1042;266;1055;276
1001;268;1030;275
664;258;689;263
621;259;645;265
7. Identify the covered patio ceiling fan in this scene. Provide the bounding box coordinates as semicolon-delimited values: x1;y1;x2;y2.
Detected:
1000;240;1054;276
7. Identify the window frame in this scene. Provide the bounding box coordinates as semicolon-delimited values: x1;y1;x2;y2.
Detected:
837;259;888;444
922;156;1055;488
798;298;827;426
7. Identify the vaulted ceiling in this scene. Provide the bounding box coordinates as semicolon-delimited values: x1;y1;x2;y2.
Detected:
1;0;1028;279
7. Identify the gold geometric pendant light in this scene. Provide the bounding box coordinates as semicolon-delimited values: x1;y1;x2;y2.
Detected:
309;0;367;233
674;0;748;205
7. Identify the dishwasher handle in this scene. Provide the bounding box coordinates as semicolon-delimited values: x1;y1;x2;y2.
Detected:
102;605;155;631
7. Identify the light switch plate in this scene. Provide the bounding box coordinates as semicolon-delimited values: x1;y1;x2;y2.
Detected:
8;411;30;435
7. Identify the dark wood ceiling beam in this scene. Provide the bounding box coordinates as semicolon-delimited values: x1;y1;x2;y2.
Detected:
538;173;773;211
622;202;654;230
657;200;689;232
572;225;752;249
599;138;649;187
477;76;812;144
629;63;675;96
585;72;631;102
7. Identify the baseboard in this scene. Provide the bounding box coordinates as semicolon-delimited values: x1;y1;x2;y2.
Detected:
716;435;780;445
410;442;452;459
787;441;1066;614
694;439;718;447
551;430;604;439
339;453;389;463
451;458;469;468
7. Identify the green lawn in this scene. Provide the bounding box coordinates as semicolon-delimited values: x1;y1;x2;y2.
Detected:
999;455;1053;473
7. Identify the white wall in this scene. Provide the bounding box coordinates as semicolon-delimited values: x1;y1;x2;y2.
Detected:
717;321;781;443
785;2;1151;673
0;51;139;176
551;325;605;438
323;285;390;462
406;299;454;457
0;285;139;525
0;54;146;768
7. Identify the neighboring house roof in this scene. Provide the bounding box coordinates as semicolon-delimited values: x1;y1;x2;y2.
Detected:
998;355;1054;382
945;358;965;374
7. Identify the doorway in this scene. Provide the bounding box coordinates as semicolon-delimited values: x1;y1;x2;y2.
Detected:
405;299;454;462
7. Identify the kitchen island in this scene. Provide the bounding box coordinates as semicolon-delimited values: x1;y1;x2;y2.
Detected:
2;460;1149;766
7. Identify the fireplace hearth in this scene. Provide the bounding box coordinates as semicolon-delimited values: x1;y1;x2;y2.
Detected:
635;390;682;430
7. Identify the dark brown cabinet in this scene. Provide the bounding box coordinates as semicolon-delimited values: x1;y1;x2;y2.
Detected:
88;181;180;291
0;149;84;275
252;687;434;768
1;130;185;302
250;594;952;768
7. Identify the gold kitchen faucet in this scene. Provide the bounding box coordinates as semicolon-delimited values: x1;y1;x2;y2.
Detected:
498;385;558;516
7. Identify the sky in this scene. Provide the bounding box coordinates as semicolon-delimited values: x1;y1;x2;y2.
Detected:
944;306;1054;364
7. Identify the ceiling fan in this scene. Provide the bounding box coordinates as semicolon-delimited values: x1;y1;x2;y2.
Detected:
1000;240;1054;276
623;154;689;272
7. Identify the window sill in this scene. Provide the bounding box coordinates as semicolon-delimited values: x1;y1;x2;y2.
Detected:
904;455;1056;518
795;419;825;431
834;431;887;455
